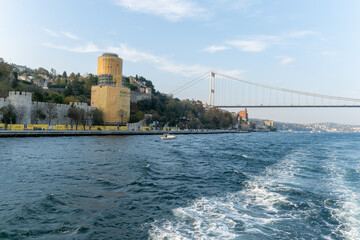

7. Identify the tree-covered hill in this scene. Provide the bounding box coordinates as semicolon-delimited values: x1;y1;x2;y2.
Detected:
0;57;237;129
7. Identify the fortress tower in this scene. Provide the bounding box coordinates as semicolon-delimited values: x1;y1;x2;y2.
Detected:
97;53;123;86
91;53;130;124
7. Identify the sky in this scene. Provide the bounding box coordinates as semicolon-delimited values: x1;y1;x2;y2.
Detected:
1;0;360;124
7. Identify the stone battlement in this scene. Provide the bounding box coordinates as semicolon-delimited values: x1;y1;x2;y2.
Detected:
9;91;32;97
70;102;89;108
1;91;95;125
8;91;32;102
33;101;69;108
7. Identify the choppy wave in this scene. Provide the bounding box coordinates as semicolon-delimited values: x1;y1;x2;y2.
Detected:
149;139;360;240
323;151;360;240
1;133;360;239
149;150;305;239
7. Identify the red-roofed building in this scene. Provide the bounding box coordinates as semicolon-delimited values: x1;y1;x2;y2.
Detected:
238;108;248;122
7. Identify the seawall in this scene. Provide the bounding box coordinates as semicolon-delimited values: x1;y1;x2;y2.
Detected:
0;130;248;138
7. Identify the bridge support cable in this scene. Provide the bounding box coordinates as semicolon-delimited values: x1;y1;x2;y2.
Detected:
212;71;360;108
169;72;208;96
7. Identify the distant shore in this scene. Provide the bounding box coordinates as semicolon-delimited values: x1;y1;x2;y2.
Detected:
0;129;249;138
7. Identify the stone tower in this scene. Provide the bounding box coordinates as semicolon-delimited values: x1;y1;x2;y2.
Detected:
91;53;130;124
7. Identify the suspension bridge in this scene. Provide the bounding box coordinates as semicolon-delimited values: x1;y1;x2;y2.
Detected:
170;71;360;108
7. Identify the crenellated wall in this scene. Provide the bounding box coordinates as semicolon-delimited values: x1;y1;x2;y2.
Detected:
0;98;10;107
130;91;151;103
0;91;95;125
7;91;32;124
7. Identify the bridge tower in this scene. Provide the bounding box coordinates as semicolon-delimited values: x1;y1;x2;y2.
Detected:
209;71;215;106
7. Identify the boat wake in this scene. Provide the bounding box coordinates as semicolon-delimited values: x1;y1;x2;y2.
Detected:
323;150;360;240
149;150;305;239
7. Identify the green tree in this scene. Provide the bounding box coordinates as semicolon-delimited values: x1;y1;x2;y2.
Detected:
11;72;19;88
0;58;10;79
50;68;57;77
46;104;58;125
64;96;78;104
90;108;104;125
50;92;64;104
67;106;85;129
188;118;200;129
158;116;168;128
36;67;49;76
130;111;144;123
84;74;98;98
125;82;138;91
68;72;77;82
78;108;88;129
31;107;46;124
0;104;17;129
32;89;45;102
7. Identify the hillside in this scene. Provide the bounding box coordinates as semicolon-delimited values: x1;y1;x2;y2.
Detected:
0;58;238;129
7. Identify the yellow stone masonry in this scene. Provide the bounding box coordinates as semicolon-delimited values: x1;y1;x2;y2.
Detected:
91;85;130;124
97;53;123;86
97;54;123;75
91;53;130;124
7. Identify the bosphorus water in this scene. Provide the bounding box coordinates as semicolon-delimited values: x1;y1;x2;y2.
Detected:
0;132;359;239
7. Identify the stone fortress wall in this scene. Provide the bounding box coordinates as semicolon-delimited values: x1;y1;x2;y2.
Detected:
0;91;94;125
130;91;151;103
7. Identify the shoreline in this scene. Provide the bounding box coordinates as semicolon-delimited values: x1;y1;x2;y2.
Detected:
0;130;249;138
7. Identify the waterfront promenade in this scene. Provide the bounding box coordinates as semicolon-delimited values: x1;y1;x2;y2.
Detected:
0;129;247;137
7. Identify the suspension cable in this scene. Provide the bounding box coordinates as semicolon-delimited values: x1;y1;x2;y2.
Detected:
214;72;360;103
170;72;209;95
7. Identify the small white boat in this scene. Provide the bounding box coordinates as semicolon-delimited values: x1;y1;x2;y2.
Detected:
161;134;177;140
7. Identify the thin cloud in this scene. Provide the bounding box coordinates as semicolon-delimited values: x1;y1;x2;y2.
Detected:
42;28;59;37
110;44;245;76
226;40;267;52
61;31;79;40
43;28;80;40
280;57;296;64
204;35;280;53
43;42;243;77
114;0;207;21
288;30;318;38
203;45;230;53
204;30;320;54
107;44;160;63
108;44;213;76
43;42;100;53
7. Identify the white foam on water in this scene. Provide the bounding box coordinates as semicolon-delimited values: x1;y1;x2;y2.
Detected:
324;163;360;240
238;181;293;214
148;183;294;239
149;197;238;239
337;197;360;240
149;150;306;239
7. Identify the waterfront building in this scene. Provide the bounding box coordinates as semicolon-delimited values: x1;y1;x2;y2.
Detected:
264;120;274;128
238;108;248;122
91;53;130;124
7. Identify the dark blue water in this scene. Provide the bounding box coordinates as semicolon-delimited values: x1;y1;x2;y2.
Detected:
0;132;359;239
